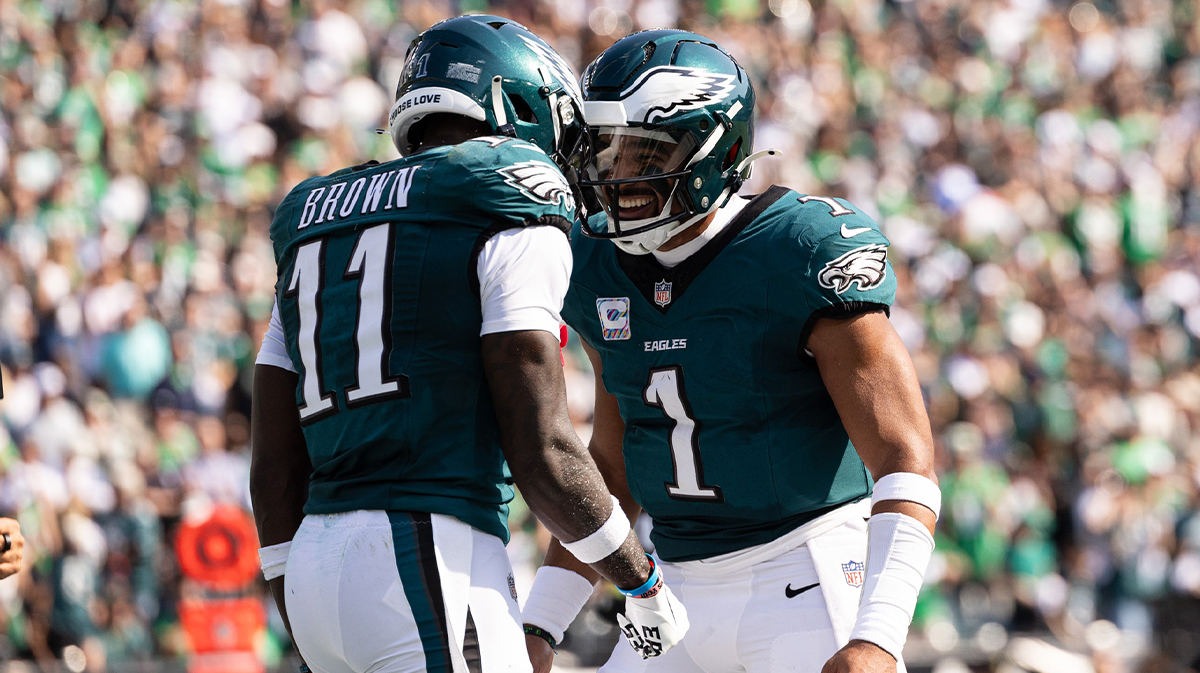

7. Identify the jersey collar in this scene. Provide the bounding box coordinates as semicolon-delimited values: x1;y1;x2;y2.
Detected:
615;185;790;314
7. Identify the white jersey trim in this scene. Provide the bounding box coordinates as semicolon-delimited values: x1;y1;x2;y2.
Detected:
256;302;297;373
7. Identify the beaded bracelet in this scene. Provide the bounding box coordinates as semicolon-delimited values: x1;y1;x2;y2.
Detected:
523;624;558;651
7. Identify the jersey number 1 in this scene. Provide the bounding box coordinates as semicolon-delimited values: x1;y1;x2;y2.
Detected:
287;223;410;422
644;367;724;502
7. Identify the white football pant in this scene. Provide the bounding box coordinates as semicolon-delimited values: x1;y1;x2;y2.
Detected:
285;510;530;673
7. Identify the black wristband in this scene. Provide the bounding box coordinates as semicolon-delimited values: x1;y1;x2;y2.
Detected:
523;624;557;651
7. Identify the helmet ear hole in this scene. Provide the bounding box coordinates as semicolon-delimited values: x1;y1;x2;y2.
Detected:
507;92;538;123
723;138;743;172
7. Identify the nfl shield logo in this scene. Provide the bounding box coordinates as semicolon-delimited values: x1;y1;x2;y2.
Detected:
842;560;864;587
654;280;672;307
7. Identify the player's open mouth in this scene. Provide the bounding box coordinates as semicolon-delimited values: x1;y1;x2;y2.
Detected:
616;192;660;220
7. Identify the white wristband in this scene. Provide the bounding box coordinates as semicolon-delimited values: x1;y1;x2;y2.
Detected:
849;512;934;661
561;495;631;564
521;566;597;642
260;541;291;581
871;472;941;520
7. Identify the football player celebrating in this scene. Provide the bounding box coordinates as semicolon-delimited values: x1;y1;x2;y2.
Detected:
249;17;687;673
523;30;937;673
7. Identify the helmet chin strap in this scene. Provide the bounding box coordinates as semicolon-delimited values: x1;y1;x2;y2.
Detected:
735;149;781;177
614;149;782;255
613;193;721;255
491;76;516;137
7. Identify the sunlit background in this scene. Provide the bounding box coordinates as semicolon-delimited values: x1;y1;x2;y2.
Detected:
1;0;1199;671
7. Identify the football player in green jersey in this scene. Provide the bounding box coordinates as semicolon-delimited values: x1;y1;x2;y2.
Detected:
523;30;938;673
249;17;687;673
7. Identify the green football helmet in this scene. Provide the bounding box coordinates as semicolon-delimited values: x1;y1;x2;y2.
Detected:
579;30;762;254
388;15;587;179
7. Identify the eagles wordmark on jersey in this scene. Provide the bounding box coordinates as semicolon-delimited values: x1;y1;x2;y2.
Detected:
563;187;896;561
268;137;574;542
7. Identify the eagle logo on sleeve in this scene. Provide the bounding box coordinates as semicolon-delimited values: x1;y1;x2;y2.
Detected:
818;244;888;294
496;161;575;212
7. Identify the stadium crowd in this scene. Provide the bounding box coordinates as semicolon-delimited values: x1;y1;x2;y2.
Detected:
1;0;1200;669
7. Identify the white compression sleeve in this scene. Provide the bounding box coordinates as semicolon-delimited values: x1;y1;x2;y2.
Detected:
848;512;935;660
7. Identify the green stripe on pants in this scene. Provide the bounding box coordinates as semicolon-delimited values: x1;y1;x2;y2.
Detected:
389;512;452;673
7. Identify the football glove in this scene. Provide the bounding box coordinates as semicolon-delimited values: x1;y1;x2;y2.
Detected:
615;562;689;659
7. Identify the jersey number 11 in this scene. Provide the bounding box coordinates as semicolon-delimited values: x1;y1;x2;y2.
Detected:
287;223;410;422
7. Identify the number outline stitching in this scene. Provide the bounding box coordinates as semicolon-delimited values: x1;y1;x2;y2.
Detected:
343;223;411;408
643;365;724;503
286;237;340;424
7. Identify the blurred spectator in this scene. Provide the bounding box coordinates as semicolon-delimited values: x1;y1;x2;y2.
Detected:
2;0;1200;669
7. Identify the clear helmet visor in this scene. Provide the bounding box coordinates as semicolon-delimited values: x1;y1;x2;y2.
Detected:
579;126;698;239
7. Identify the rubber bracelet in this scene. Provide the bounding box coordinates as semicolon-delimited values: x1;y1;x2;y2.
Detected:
524;624;558;651
618;554;660;598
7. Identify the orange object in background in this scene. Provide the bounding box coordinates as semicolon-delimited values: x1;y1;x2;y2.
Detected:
187;651;265;673
176;503;262;590
175;505;265;673
179;599;265;654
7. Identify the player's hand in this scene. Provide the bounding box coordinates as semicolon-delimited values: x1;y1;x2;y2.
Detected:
616;580;689;659
821;640;896;673
0;518;25;579
525;633;555;673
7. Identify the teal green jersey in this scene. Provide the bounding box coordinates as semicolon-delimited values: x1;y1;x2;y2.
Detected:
269;137;576;542
562;187;896;561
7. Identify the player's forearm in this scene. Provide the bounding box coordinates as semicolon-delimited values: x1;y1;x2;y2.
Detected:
809;313;939;660
267;577;294;638
808;312;937;518
482;330;651;589
250;365;311;656
542;537;600;582
507;427;650;589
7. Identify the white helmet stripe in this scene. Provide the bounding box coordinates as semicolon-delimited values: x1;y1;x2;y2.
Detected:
491;76;507;129
388;86;487;155
584;101;629;127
